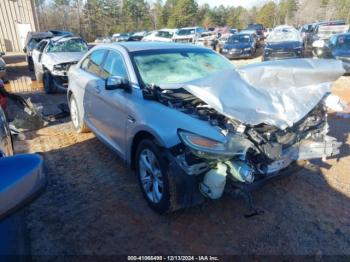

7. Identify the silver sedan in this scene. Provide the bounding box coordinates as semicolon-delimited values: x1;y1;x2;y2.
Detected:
67;42;342;213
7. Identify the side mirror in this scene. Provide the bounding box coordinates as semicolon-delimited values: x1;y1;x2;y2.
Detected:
0;52;4;56
105;76;131;92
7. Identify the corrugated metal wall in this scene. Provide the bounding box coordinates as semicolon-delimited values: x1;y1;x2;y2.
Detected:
0;0;38;52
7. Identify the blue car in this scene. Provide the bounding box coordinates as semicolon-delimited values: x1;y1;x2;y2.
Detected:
221;33;257;59
317;33;350;73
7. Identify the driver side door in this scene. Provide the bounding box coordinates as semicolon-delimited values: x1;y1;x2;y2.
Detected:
85;49;130;158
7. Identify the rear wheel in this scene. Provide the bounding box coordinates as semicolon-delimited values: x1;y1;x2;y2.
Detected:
69;95;89;133
136;139;172;214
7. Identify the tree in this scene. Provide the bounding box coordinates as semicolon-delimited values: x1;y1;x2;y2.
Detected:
279;0;298;24
167;0;198;28
256;1;277;28
122;0;153;32
150;0;164;29
162;0;176;28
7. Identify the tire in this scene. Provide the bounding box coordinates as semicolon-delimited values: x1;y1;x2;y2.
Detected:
43;72;57;94
136;139;172;214
27;57;34;71
69;95;89;133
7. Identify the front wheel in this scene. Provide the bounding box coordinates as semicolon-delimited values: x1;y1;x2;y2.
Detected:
136;139;172;214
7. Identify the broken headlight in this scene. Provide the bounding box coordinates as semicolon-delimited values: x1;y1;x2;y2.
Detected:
178;130;251;159
53;64;66;70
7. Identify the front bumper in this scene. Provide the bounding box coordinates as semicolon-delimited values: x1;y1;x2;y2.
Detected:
222;49;252;59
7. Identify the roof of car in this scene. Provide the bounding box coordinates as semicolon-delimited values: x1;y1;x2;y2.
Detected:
28;31;53;39
101;42;209;52
50;36;83;42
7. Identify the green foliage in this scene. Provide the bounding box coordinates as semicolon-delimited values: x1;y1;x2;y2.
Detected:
167;0;198;28
256;1;277;28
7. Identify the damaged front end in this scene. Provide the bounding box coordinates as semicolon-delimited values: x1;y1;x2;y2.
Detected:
51;62;78;90
143;80;343;202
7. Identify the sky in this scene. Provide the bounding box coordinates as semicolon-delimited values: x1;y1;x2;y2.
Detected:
194;0;260;8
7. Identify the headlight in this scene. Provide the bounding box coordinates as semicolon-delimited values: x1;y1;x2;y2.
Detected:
317;49;323;55
178;130;251;159
53;64;66;70
179;131;225;152
244;47;251;51
222;48;228;52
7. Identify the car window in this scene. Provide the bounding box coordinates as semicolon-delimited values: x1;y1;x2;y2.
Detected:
81;49;106;76
133;50;234;86
100;51;128;79
47;38;88;53
35;41;47;51
28;38;41;50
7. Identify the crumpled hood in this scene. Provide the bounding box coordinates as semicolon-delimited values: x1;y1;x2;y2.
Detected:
161;59;345;130
46;52;85;65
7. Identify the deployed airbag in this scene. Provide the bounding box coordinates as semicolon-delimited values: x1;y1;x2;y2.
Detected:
178;59;344;129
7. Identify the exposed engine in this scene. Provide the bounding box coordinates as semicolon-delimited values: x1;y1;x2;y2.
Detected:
143;85;342;199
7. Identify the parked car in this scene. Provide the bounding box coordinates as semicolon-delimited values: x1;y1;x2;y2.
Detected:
129;31;148;41
217;33;232;52
245;23;265;41
240;30;261;47
264;28;273;38
112;33;131;42
300;23;314;48
172;27;205;43
23;31;54;71
315;33;350;73
194;31;218;50
0;52;7;82
221;33;256;59
142;29;177;42
32;36;88;94
312;24;349;57
263;25;304;61
67;42;343;213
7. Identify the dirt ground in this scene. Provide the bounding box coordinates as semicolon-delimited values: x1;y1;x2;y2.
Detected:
4;53;350;256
